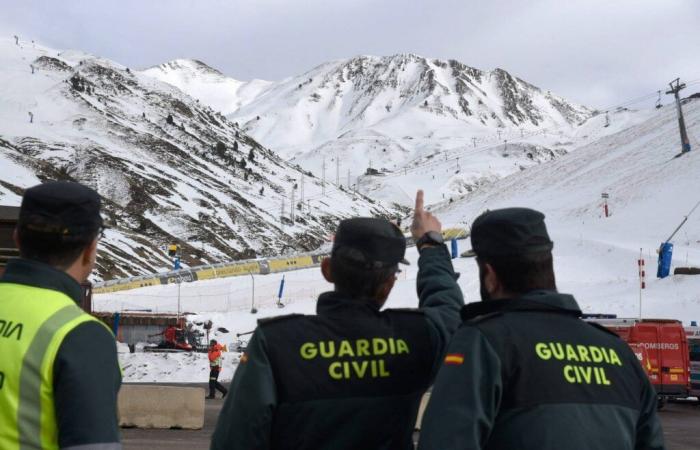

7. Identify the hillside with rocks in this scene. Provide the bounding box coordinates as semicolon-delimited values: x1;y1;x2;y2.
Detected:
148;54;596;205
0;38;392;280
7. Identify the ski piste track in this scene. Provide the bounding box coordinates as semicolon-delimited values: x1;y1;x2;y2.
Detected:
93;227;469;294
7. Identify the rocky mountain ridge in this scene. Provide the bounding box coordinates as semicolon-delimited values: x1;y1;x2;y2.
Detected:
0;38;391;279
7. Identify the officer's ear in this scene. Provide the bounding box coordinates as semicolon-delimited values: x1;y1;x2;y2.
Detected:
321;257;334;283
376;274;396;302
81;238;98;269
482;262;506;299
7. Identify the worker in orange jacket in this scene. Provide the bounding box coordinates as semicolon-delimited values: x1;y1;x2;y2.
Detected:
207;339;228;399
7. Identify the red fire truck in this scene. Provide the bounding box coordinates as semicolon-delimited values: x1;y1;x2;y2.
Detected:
686;326;700;399
585;317;690;406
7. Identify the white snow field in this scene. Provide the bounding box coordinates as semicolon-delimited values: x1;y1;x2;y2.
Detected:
102;98;700;382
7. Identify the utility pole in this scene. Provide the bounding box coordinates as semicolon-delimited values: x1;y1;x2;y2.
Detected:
290;187;295;223
472;137;477;148
322;157;326;196
336;158;340;185
347;169;351;189
497;130;502;140
280;195;285;224
604;112;610;128
666;78;692;153
249;272;257;314
300;172;305;204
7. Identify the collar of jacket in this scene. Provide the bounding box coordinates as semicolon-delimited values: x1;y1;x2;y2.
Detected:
0;258;83;305
461;289;582;321
316;291;382;317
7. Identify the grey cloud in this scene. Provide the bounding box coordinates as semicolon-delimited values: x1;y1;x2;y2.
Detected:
1;0;699;108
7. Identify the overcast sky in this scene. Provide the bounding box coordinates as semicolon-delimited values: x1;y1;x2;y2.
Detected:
2;0;699;109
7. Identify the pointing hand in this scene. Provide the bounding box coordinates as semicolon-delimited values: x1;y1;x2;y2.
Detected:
410;190;442;240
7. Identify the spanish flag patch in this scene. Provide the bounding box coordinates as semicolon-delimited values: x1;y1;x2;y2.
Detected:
240;353;249;364
444;353;465;365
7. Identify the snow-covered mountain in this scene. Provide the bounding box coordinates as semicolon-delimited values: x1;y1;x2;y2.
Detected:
149;54;592;156
0;38;392;279
142;59;273;116
230;55;593;156
148;54;595;205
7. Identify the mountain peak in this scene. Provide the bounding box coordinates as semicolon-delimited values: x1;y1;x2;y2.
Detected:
147;58;223;77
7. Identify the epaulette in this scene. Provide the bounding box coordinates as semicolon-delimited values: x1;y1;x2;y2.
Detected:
585;321;622;339
257;313;304;327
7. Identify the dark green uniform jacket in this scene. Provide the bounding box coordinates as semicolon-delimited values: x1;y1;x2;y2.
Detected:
211;245;464;450
418;290;665;450
0;259;122;449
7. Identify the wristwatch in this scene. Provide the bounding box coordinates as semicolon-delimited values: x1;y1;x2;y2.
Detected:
416;231;444;250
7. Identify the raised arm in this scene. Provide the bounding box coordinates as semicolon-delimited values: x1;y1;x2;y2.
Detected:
411;190;465;376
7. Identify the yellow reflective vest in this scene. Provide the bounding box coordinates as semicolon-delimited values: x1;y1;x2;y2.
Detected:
0;282;109;450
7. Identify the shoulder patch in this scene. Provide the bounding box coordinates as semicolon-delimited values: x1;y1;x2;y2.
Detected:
585;321;623;339
257;313;305;327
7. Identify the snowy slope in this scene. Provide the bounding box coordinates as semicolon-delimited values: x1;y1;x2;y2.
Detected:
99;100;700;382
228;55;593;158
141;59;273;116
0;38;393;279
148;54;601;206
353;107;659;206
432;98;700;318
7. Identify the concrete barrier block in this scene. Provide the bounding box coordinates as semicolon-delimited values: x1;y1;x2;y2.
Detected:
118;385;205;429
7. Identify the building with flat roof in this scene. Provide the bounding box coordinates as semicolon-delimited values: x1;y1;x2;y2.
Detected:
0;206;20;276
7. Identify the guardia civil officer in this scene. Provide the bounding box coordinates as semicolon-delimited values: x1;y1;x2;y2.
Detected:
0;181;122;450
418;208;664;450
211;190;464;449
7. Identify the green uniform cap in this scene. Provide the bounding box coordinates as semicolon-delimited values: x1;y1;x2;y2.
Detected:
470;207;553;257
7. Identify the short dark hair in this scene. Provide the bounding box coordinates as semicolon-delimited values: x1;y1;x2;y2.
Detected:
17;227;98;269
477;251;556;295
330;256;397;299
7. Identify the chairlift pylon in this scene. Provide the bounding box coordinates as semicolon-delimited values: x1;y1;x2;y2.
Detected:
655;90;662;109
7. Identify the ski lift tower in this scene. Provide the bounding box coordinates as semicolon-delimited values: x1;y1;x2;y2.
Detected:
601;192;610;218
665;78;691;154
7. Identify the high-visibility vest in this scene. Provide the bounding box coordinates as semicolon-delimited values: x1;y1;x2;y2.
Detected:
209;344;224;368
0;282;111;450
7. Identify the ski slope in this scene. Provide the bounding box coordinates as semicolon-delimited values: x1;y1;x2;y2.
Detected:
100;98;700;382
0;37;392;279
141;59;273;116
